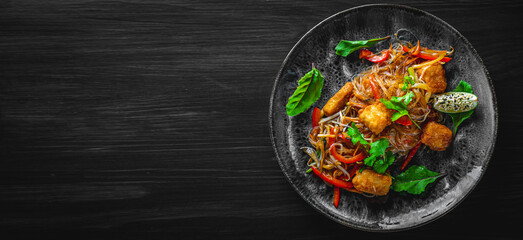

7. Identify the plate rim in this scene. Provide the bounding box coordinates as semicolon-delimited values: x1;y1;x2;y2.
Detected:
268;3;498;232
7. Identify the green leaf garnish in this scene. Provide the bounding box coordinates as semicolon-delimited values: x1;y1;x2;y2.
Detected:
402;75;415;91
363;138;394;174
381;91;420;129
286;67;324;116
335;36;390;57
380;91;413;121
373;151;395;174
346;122;369;146
390;165;444;194
448;81;475;134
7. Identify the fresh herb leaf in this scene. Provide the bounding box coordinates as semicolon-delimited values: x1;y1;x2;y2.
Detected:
364;138;389;165
453;80;473;94
381;92;420;129
286;67;324;116
373;151;395;174
380;91;414;121
449;110;474;134
448;81;475;134
363;138;394;174
346;122;369;146
402;75;415;91
390;165;444;194
335;36;390;57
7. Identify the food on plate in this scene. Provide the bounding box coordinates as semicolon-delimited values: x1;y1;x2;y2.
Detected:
421;121;453;151
352;169;392;196
287;32;478;207
323;81;354;116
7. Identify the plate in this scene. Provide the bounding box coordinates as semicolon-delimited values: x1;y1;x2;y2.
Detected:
269;4;497;231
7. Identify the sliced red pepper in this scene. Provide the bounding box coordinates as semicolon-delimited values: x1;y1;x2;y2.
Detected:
359;49;373;59
402;45;452;62
311;166;354;189
368;76;380;100
395;115;413;126
333;150;366;164
312;107;322;128
359;49;390;63
417;52;452;62
401;142;422;170
333;187;340;208
329;129;366;164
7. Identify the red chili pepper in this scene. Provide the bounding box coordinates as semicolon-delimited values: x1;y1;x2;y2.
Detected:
333;187;340;208
401;142;422;170
311;166;354;189
395;115;413;126
402;45;452;62
312;107;322;128
368;76;380;100
359;49;390;63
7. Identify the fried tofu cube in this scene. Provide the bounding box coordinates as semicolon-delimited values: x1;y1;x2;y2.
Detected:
359;102;392;134
421;121;453;151
417;63;447;93
352;169;392;196
322;81;353;116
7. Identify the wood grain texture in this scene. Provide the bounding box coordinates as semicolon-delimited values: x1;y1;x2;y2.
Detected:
0;0;521;238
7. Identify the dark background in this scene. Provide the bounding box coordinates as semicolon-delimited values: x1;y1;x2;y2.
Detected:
0;0;520;239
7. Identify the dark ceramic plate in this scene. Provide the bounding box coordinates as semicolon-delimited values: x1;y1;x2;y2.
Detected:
269;4;497;231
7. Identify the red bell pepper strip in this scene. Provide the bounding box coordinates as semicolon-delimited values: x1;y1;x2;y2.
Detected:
311;166;354;189
395;115;413;126
312;107;322;128
359;49;372;58
333;187;340;208
368;76;380;100
402;45;452;62
332;151;366;164
359;49;390;63
329;128;366;164
401;142;422;170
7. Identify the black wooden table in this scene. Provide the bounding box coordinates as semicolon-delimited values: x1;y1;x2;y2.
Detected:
1;0;521;239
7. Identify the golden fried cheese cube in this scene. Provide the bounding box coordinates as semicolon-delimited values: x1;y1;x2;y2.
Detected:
417;63;447;93
359;102;392;134
352;169;392;196
421;121;453;151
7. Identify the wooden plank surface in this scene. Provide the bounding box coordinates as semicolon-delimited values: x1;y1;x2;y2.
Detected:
0;0;521;238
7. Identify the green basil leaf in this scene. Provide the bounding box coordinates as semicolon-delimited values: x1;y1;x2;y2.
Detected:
453;80;473;94
449;110;474;134
391;165;444;194
335;36;390;57
373;151;395;174
286;67;324;116
346;122;369;146
448;81;475;134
